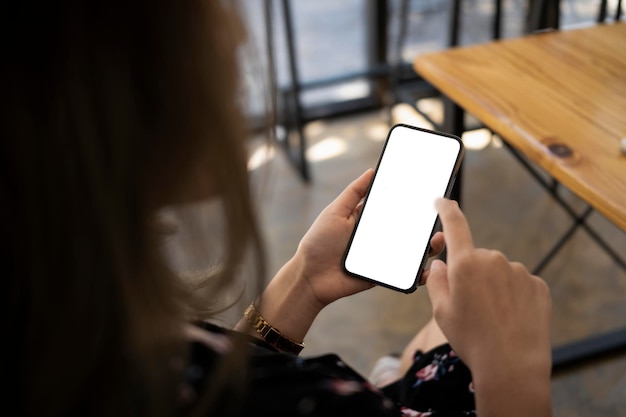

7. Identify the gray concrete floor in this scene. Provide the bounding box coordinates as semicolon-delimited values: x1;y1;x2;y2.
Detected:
241;107;626;415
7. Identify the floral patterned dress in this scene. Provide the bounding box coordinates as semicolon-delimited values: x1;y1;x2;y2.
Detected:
183;323;476;416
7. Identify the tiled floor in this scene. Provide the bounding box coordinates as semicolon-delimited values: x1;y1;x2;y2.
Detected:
234;107;626;415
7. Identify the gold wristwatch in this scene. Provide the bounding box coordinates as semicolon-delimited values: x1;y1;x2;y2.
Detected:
244;304;305;355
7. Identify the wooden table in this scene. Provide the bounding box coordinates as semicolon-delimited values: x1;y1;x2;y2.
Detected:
414;22;626;371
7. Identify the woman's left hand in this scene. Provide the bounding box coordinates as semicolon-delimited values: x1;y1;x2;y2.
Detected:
293;169;445;308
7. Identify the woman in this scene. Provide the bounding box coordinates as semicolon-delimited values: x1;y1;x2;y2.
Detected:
4;1;552;416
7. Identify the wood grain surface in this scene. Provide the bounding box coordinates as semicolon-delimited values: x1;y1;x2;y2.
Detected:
415;22;626;232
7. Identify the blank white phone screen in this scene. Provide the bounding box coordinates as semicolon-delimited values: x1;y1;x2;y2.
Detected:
344;125;462;291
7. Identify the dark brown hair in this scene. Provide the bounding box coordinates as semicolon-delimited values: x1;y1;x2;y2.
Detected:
2;1;263;416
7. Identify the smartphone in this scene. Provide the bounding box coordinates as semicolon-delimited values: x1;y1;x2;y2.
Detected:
342;124;464;293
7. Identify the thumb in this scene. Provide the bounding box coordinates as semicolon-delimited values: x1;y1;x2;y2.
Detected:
426;259;450;310
332;169;374;216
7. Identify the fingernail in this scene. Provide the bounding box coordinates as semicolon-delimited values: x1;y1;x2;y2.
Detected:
430;259;444;271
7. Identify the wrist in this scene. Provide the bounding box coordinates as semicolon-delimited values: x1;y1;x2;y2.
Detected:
243;303;305;354
235;256;324;347
472;360;552;417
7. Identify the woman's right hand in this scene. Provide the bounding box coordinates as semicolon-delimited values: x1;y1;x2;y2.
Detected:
426;198;552;417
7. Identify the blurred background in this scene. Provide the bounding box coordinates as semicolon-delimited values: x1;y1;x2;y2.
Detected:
169;1;626;415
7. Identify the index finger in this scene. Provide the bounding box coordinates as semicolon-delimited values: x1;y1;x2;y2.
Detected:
435;198;475;257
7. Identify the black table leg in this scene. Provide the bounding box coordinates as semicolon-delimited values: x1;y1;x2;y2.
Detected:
443;97;464;206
